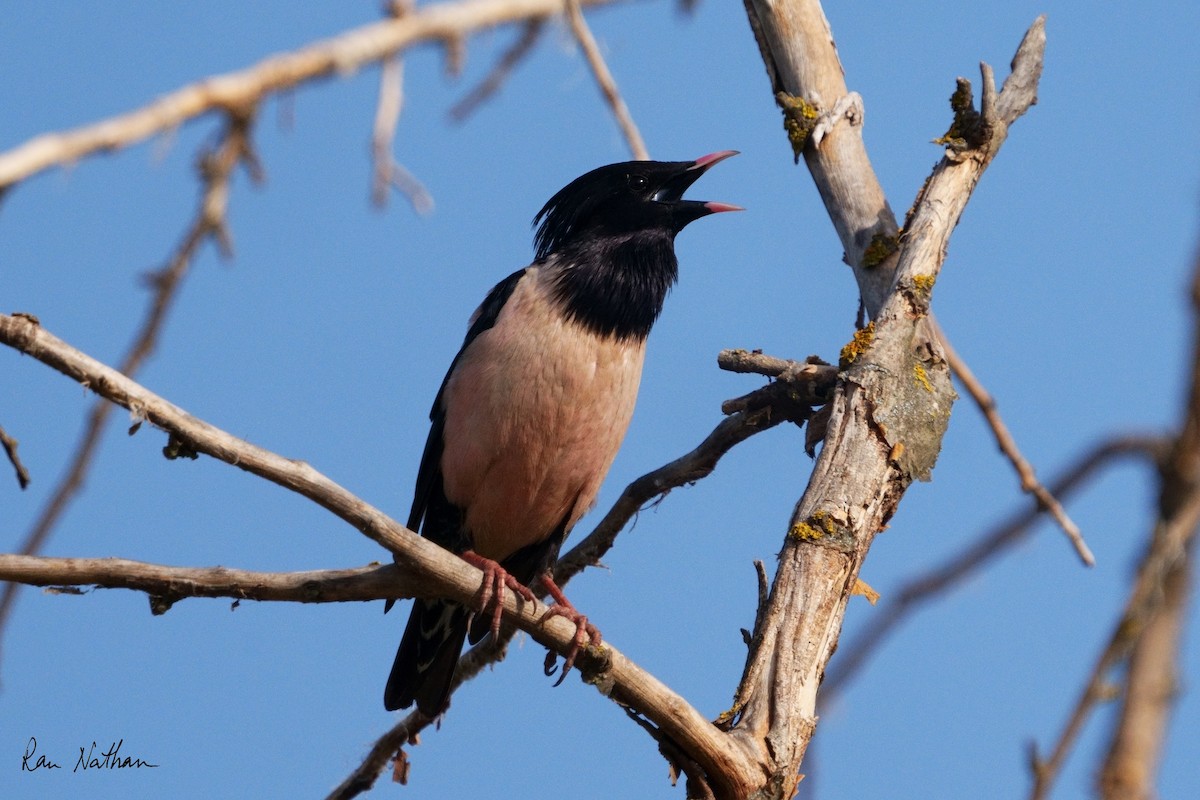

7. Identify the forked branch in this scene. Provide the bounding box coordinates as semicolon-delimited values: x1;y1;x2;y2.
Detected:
727;8;1048;796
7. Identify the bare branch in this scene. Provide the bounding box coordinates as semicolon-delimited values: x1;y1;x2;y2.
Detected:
933;319;1095;565
729;9;1048;793
824;435;1166;702
564;0;650;160
1094;236;1200;799
557;406;787;580
448;18;546;122
0;423;31;490
743;0;900;315
0;555;412;606
0;312;754;793
1033;241;1200;799
1033;235;1200;800
334;389;802;796
1030;487;1200;800
331;633;512;799
371;51;404;207
371;54;435;213
0;0;629;191
716;349;837;417
326;715;422;799
0;311;479;585
1097;544;1191;800
995;17;1047;124
0;113;258;672
717;348;822;378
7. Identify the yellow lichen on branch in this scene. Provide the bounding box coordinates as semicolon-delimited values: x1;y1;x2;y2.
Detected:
776;91;819;163
839;322;876;367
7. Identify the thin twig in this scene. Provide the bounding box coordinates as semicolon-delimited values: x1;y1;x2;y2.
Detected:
0;424;31;490
371;54;434;213
717;348;824;378
0;113;259;677
716;348;837;417
556;406;786;579
823;435;1166;703
372;52;405;207
448;18;545;122
328;635;510;799
326;717;422;798
564;0;649;160
933;318;1096;566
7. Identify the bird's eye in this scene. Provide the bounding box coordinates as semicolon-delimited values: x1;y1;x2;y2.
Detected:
627;174;648;190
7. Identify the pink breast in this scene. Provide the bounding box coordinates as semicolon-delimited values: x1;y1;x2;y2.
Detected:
438;273;646;561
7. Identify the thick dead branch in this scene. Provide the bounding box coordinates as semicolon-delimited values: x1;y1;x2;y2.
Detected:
0;312;751;795
743;0;900;315
717;348;821;378
0;114;258;672
0;0;627;191
727;9;1047;796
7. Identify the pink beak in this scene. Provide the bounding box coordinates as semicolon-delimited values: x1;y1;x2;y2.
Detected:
689;150;740;171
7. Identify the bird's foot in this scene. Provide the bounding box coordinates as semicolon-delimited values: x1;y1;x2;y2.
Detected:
460;550;537;640
537;573;602;686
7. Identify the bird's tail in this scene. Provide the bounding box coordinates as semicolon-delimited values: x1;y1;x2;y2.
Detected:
384;599;469;715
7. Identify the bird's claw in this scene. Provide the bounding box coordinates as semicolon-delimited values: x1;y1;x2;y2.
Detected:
537;587;601;686
461;550;536;640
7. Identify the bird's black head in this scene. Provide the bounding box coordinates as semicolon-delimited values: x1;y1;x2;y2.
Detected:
533;151;740;341
532;151;741;261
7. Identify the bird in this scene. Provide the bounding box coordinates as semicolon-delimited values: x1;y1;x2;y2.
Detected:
384;151;741;716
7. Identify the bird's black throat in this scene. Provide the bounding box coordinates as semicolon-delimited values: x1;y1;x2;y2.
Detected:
546;230;679;341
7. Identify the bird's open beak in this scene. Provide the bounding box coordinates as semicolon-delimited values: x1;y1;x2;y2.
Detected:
688;150;740;172
654;150;743;214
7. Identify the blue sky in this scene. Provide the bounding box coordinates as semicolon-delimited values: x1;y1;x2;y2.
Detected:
3;1;1199;798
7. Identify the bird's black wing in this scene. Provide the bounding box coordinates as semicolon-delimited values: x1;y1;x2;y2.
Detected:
405;267;528;542
384;268;529;712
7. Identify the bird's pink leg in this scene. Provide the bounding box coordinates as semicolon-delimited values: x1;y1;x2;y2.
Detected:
460;550;537;640
538;573;602;685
